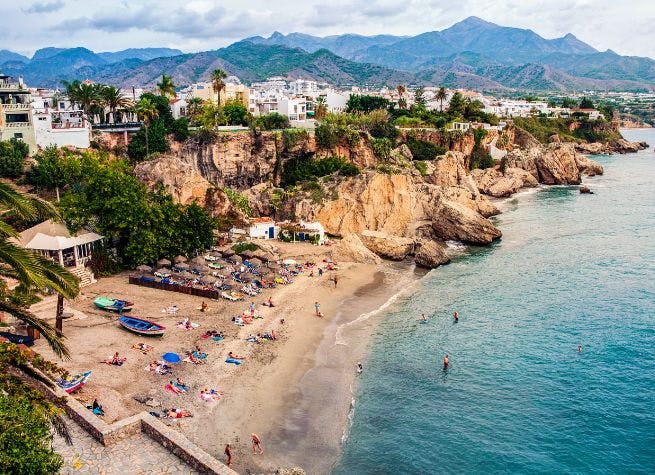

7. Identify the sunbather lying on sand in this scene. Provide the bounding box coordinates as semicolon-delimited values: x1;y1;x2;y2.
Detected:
200;388;222;402
167;408;193;418
132;343;154;354
201;330;224;340
246;334;259;343
228;351;245;360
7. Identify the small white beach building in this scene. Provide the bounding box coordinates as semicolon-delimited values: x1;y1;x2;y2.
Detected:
247;217;278;240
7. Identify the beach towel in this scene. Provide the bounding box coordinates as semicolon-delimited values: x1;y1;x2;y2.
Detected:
212;336;223;342
171;381;189;392
200;391;222;402
176;320;200;330
165;383;184;395
192;351;208;359
225;358;242;365
182;356;206;365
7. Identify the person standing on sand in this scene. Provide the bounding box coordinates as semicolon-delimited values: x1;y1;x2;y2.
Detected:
315;301;321;317
249;302;255;316
334;275;338;288
443;354;449;369
224;444;232;466
251;433;264;455
318;267;323;277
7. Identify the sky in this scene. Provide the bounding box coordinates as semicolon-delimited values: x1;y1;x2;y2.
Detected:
2;0;654;58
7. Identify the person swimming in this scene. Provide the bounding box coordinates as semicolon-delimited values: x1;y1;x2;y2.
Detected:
578;345;582;353
453;311;459;322
443;354;449;369
420;313;428;322
357;362;363;374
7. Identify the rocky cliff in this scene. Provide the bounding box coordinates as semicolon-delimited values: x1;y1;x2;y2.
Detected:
133;127;608;268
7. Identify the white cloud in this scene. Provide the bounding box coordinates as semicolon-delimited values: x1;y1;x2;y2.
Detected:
0;0;653;58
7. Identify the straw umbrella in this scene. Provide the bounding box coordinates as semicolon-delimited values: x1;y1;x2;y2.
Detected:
157;258;171;267
202;275;218;285
241;250;256;259
191;256;205;265
231;255;243;263
249;258;263;267
174;255;187;263
136;264;152;272
156;267;171;275
175;262;190;270
221;249;235;257
180;271;195;280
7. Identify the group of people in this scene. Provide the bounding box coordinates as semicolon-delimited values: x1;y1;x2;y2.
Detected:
417;311;460;369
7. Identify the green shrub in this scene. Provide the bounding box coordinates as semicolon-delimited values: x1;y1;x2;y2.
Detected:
394;116;426;128
221;99;249;126
0;138;28;177
127;119;170;161
232;242;258;253
371;137;394;161
414;161;428;176
224;187;253;216
255;113;290;130
282;128;309;150
376;164;395;174
406;138;445;161
315;122;340;149
171;117;189;141
281;155;359;187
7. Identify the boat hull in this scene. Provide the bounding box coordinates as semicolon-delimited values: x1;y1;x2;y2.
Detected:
118;316;165;336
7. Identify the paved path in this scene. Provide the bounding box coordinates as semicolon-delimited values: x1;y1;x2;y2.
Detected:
53;418;199;474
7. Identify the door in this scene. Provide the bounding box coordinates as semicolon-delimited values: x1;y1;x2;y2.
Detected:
268;227;274;239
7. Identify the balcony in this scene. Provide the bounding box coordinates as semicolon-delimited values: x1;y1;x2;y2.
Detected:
0;103;30;111
4;122;31;128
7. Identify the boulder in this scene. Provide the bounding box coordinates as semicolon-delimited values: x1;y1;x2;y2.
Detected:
431;200;502;244
330;233;381;264
534;144;581;185
389;144;413;165
548;134;561;143
574;155;604;176
472;167;538;198
574;142;607;154
579;186;593;194
414;239;450;268
359;230;414;260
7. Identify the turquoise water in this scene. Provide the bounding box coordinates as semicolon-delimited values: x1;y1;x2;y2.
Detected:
335;129;655;474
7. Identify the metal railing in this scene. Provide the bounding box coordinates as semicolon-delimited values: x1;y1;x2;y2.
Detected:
4;122;31;128
0;103;30;110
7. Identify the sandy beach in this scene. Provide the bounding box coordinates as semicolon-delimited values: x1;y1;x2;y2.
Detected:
31;241;421;473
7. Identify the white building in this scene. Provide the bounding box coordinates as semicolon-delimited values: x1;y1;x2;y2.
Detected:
321;90;351;113
278;97;307;121
247;217;278;240
170;98;187;119
31;97;91;150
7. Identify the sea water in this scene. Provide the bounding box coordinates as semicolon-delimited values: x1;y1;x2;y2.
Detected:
335;129;655;474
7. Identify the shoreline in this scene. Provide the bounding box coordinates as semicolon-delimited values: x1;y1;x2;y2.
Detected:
258;260;425;474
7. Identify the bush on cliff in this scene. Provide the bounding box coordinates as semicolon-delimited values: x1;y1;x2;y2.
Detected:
171;117;190;141
281;155;359;187
0;138;29;178
254;113;290;130
127;118;170;161
406;138;445;160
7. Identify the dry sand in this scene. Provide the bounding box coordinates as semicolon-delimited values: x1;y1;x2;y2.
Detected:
32;241;405;473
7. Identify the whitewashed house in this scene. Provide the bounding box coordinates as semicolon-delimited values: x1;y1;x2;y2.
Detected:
247;217;278;240
31;96;91;150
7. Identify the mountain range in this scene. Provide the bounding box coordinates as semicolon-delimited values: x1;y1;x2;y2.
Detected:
1;17;654;91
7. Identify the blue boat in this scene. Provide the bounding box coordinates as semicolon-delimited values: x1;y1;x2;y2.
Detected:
57;371;91;394
118;316;166;336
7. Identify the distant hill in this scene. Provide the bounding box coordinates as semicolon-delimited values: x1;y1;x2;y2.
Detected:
0;50;29;64
1;17;654;91
97;48;183;63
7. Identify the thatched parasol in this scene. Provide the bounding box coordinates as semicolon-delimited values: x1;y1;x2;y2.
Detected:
221;249;235;257
240;250;256;259
174;255;187;263
191;256;206;265
136;264;152;272
175;262;190;270
180;271;195;279
202;275;218;284
249;258;263;267
231;255;243;263
157;258;171;267
156;267;171;275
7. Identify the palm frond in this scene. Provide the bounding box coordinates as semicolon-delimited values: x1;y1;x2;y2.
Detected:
0;300;69;358
34;255;80;299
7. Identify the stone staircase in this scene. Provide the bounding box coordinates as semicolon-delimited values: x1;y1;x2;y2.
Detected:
70;266;96;287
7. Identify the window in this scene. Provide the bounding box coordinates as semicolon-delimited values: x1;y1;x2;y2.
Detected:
13;133;23;139
59;102;65;109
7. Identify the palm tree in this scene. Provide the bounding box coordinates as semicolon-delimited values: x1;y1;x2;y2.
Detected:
210;69;227;106
62;81;101;122
100;85;132;123
156;75;176;99
186;96;204;125
396;85;407;109
436;86;448;112
0;182;79;357
134;97;159;158
314;96;328;120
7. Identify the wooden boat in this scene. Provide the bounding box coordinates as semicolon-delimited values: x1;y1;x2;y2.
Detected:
118;315;166;336
94;296;134;312
57;371;91;394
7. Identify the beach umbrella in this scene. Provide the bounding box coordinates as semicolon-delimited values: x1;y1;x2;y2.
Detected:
202;275;218;284
174;255;187;263
249;258;263;267
283;259;297;265
180;271;195;279
240;250;256;259
210;251;222;258
253;251;270;262
191;256;205;265
175;262;190;270
240;274;254;282
162;352;181;364
156;267;171;274
221;249;235;257
231;255;243;263
136;265;152;272
157;258;171;267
